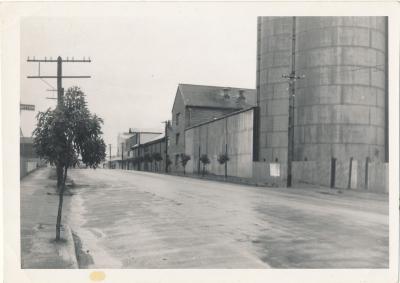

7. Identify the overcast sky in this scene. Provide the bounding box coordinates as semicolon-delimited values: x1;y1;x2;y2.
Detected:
20;13;257;152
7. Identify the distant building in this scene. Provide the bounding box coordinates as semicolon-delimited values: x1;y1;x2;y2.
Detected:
128;133;167;172
169;83;256;172
20;137;44;178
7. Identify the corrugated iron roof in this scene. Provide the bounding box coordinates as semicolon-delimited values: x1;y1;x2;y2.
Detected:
145;133;165;144
178;84;256;109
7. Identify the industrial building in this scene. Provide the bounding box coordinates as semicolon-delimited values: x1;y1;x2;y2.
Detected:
169;83;256;173
185;107;255;178
112;128;163;169
20;137;44;178
126;132;167;172
112;16;388;193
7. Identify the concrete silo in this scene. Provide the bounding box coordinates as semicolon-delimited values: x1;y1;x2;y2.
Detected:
256;17;388;165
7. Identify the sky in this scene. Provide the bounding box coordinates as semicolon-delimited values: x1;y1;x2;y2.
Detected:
20;12;257;153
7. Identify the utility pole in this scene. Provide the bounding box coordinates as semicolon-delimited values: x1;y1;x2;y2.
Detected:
161;120;169;172
27;56;91;241
121;143;124;170
109;144;112;169
282;17;304;187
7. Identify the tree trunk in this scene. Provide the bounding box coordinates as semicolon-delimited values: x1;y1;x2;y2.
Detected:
224;162;227;180
56;164;63;190
183;166;186;175
55;166;67;241
202;164;205;176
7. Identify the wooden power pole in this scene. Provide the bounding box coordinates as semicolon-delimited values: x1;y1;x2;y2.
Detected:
282;17;304;187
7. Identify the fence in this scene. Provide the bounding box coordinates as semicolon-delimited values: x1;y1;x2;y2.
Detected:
292;159;388;193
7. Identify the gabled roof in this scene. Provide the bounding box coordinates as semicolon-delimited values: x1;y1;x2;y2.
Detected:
178;84;256;109
144;133;165;144
129;128;163;134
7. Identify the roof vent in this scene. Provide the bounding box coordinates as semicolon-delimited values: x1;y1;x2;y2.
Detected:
236;89;246;107
223;88;230;99
238;89;245;99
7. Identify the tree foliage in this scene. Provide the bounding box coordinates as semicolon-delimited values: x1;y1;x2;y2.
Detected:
144;153;153;163
180;153;191;175
199;154;210;165
152;152;163;162
217;153;230;165
199;154;210;176
33;86;106;170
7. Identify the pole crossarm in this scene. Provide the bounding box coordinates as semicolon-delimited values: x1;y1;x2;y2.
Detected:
282;73;305;81
27;58;91;63
27;76;91;79
26;55;91;105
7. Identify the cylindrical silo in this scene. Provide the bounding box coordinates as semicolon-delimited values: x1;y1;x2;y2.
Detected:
256;16;388;163
256;17;293;163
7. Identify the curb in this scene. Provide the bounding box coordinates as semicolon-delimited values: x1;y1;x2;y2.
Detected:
21;223;79;269
62;224;79;268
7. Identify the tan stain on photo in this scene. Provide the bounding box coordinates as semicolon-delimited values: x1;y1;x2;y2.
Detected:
90;271;106;281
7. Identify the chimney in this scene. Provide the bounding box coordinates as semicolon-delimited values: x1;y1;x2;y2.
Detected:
223;88;230;99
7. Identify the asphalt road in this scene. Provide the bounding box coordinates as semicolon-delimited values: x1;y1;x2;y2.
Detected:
67;168;388;268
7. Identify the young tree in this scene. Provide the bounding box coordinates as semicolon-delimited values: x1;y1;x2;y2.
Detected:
217;153;230;180
152;152;163;172
33;86;106;241
199;154;210;177
136;156;144;171
143;153;153;171
180;153;191;175
165;155;172;173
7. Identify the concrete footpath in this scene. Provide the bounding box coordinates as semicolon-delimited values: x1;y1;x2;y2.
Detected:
20;167;78;268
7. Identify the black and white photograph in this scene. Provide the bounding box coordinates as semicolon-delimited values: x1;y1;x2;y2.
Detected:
2;2;399;283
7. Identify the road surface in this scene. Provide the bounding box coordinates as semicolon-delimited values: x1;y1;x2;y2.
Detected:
66;168;388;268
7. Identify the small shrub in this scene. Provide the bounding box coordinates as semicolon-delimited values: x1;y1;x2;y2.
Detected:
217;153;230;165
180;154;191;175
200;154;210;176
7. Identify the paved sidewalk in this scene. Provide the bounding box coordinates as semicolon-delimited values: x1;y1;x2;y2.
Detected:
20;167;78;268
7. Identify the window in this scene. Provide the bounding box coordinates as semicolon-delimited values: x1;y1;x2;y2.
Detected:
176;133;180;145
176;113;181;126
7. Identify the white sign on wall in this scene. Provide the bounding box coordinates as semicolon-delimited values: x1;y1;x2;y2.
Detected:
270;163;280;177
